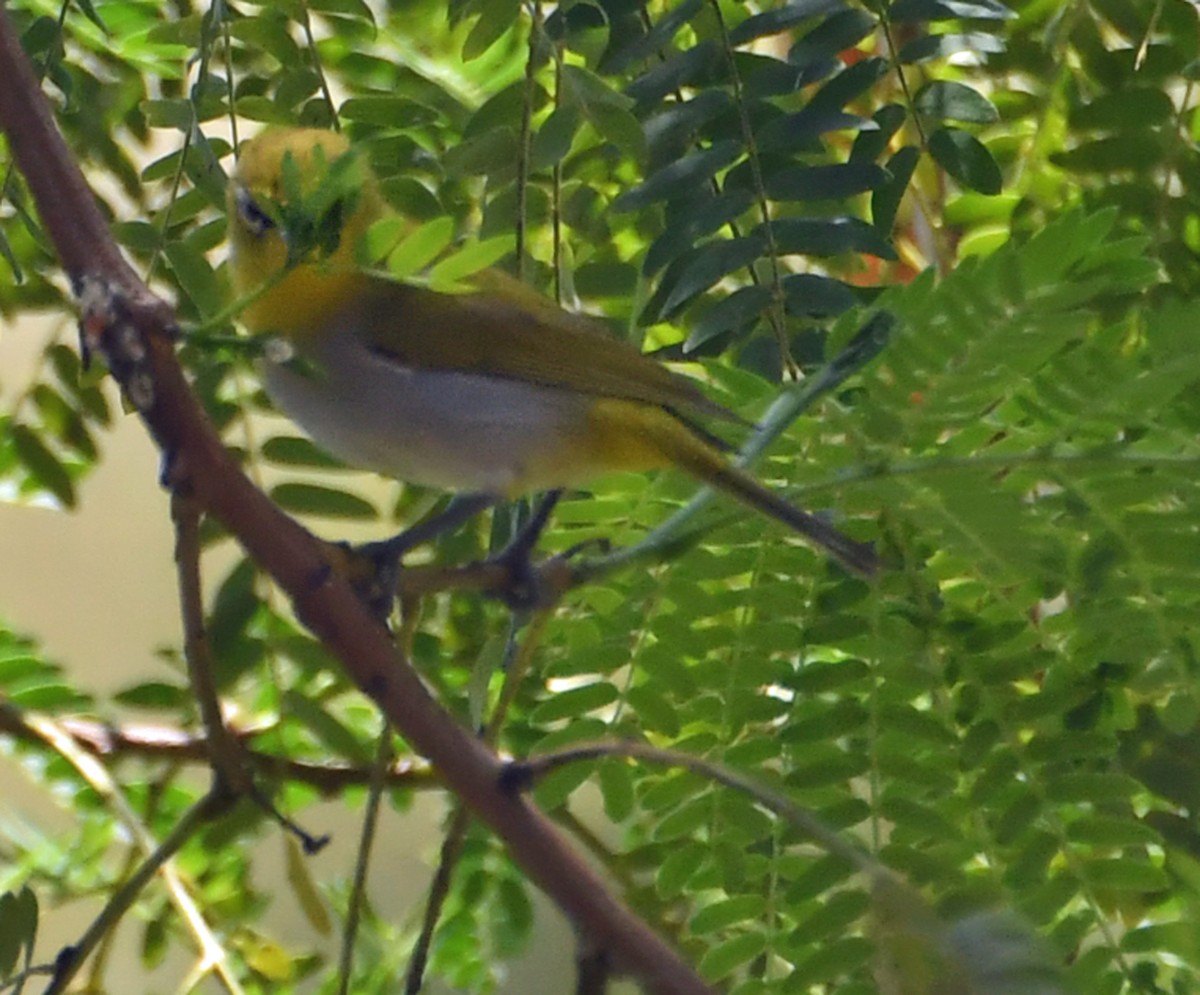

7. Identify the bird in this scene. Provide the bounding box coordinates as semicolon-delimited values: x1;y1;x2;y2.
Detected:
225;127;877;579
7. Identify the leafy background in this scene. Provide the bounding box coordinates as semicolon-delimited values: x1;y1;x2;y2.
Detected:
3;0;1200;992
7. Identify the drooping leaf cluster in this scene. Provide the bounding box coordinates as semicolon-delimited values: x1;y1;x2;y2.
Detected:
3;0;1200;993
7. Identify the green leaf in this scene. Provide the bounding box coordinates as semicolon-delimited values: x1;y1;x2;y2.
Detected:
261;436;345;468
307;0;375;24
561;64;634;111
890;0;1015;21
643;189;753;276
0;892;22;978
1051;132;1168;173
686;285;772;350
443;128;520;178
699;931;768;981
0;227;21;283
788;9;876;65
380;176;445;222
872;145;919;232
605;0;704;73
282;689;373;763
589;102;647;161
284;834;332;936
768;216;897;258
114;681;191;709
660;234;766;317
529;682;618;724
1080;857;1170;892
428;234;515;287
899;31;1005;63
1045;772;1144;803
619;139;739;211
31;385;95;461
164;238;223;318
653;793;713;840
914;81;999;124
141;98;193;130
14;886;38;949
467;635;506;730
530;106;580;170
627;40;720;107
11;423;75;508
1070;88;1175;131
783;273;858;317
729;0;847;46
340;96;438;127
9;681;90;710
0;654;54;687
387;216;455;278
657;842;710;897
761;162;890;201
465;81;544;139
645;90;733;160
597;760;635;822
690;895;767;935
624;685;680;736
463;0;519;59
809;56;892;114
270;482;377;519
853;103;906;162
928;126;1003;194
1065;815;1162;847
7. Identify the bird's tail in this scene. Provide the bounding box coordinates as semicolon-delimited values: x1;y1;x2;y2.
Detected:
653;415;879;577
704;460;878;577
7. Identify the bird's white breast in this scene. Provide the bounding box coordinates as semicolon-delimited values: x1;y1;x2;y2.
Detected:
260;325;593;496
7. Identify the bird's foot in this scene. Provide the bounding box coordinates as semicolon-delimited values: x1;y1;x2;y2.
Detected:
480;490;563;611
487;533;610;613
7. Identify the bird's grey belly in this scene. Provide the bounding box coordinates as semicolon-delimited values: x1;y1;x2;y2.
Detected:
261;345;590;494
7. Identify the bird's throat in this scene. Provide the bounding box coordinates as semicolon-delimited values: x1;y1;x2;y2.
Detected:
242;264;370;342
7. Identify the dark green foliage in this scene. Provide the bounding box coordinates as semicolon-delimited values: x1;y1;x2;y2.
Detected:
4;0;1200;992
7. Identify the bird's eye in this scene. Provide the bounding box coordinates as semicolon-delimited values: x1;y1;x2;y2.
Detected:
235;186;276;237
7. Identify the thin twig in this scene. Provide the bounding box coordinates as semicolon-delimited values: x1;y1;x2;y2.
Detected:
336;728;395;995
403;806;472;995
300;8;339;130
514;0;543;280
506;739;877;875
171;492;252;794
0;701;436;791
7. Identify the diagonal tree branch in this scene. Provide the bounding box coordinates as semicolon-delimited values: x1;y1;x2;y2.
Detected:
0;5;712;992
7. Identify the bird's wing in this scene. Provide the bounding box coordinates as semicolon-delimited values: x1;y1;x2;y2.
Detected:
354;275;744;424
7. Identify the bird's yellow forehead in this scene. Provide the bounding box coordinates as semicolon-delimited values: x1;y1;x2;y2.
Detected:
234;127;353;199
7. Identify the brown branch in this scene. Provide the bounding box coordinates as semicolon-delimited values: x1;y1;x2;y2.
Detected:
0;701;438;792
171;491;251;794
0;7;712;993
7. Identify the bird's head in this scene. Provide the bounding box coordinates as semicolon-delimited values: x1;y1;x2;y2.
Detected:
227;127;381;335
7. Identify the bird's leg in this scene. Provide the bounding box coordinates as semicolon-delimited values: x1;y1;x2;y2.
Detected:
368;493;497;562
354;493;496;619
488;489;563;610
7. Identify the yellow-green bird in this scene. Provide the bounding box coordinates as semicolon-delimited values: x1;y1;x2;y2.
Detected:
226;127;876;576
